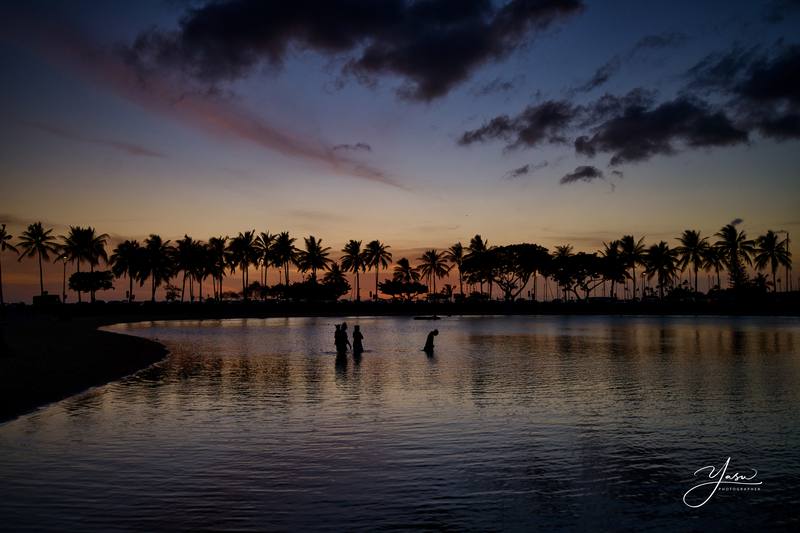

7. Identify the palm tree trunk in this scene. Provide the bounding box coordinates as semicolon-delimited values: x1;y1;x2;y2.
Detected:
62;262;67;302
375;267;379;301
76;262;82;303
90;263;96;303
458;270;463;296
38;250;44;296
694;266;699;293
356;271;360;302
181;272;186;302
129;274;134;303
0;256;4;305
151;276;156;302
631;266;636;301
772;268;777;292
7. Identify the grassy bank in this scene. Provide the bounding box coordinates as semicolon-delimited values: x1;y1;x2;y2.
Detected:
0;315;167;423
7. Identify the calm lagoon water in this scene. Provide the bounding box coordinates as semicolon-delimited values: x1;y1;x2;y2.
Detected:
1;315;798;531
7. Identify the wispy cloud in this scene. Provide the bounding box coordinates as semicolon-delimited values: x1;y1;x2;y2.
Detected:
9;18;405;190
21;120;166;158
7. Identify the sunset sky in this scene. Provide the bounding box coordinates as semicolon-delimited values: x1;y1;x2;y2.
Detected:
1;0;799;302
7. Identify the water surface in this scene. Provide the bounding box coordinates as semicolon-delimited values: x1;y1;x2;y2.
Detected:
1;315;798;531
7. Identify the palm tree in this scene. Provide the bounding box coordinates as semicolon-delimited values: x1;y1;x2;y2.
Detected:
599;240;625;299
754;230;792;292
207;237;228;299
702;245;724;290
464;234;490;295
255;232;275;288
715;224;755;288
60;226;109;302
322;262;347;286
0;224;19;305
444;242;465;296
644;241;678;299
175;235;201;302
393;257;420;283
363;240;392;301
417;249;451;295
17;222;58;297
227;230;258;299
296;236;332;281
341;239;366;301
552;244;574;300
676;230;710;293
272;231;297;287
619;235;646;300
111;240;142;302
141;234;174;302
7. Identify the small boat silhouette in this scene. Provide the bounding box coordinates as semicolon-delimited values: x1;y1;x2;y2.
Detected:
413;315;441;321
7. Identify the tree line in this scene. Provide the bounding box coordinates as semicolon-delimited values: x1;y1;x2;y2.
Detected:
0;222;792;304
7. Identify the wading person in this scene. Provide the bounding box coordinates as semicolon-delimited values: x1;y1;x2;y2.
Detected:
352;325;364;354
423;329;439;354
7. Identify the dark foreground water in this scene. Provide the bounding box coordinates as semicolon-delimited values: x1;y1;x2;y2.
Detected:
1;315;798;531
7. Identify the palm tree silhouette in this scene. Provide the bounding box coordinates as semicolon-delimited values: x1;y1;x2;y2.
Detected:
417;249;451;296
444;242;464;296
322;262;347;286
553;244;574;301
60;226;109;302
755;230;792;292
17;222;58;297
142;234;174;302
296;236;332;281
465;235;491;297
111;240;142;302
207;237;228;299
644;241;678;299
599;240;625;299
0;224;19;305
676;230;709;293
715;224;755;288
272;231;297;288
255;232;275;289
702;245;724;290
228;230;258;299
364;240;392;301
393;257;420;283
175;235;200;302
620;235;646;301
341;239;366;301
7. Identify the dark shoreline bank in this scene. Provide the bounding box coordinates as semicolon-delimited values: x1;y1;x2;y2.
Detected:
0;316;168;424
1;296;798;423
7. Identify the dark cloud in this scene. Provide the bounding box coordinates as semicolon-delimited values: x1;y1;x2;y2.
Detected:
23;120;167;158
125;0;584;101
575;97;748;165
764;0;800;23
332;142;372;152
559;165;603;184
502;160;547;179
610;169;624;178
458;100;577;149
574;57;621;93
472;74;525;97
731;217;744;226
571;32;686;94
686;43;800;140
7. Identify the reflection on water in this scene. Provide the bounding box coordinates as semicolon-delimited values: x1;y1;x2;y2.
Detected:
0;316;798;531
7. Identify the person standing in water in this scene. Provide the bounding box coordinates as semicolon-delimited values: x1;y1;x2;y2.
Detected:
423;329;439;354
352;325;364;354
340;323;352;351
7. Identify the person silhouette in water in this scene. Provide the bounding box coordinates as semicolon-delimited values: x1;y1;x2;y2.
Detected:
352;325;364;355
334;324;347;355
423;329;439;354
